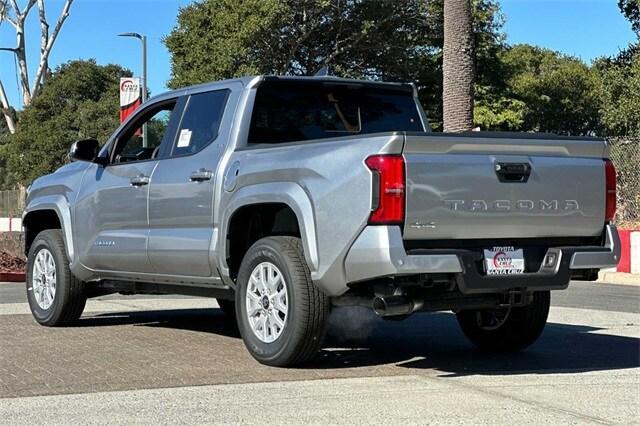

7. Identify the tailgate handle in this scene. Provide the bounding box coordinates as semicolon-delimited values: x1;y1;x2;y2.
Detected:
495;163;531;183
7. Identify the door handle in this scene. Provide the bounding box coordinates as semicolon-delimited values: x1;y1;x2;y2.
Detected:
130;174;150;187
189;169;213;182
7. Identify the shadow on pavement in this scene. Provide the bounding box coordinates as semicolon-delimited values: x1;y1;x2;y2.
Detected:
316;307;640;376
80;306;639;376
78;308;240;338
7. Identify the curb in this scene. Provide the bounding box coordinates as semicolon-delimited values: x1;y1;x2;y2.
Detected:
597;271;640;286
0;272;26;282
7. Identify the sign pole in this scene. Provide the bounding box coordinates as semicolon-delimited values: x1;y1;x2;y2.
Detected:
141;35;148;148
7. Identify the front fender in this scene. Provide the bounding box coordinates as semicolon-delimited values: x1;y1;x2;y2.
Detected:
23;195;75;262
218;182;318;278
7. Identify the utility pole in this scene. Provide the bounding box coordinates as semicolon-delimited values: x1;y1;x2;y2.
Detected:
118;32;148;146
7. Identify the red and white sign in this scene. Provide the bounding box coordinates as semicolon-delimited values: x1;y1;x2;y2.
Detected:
0;217;21;232
119;77;141;123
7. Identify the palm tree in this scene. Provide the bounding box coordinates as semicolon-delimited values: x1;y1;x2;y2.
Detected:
443;0;475;132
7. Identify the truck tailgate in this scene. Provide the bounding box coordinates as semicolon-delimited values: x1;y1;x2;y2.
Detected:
402;133;608;240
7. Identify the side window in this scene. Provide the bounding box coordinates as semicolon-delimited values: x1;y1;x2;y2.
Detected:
111;102;176;164
171;90;229;157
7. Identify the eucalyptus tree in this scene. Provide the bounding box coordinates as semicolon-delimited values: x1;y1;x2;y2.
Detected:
0;0;75;133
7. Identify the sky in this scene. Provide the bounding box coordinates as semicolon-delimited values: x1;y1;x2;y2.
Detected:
501;0;636;61
0;0;637;109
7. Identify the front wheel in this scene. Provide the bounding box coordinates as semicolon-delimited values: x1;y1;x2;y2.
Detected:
26;229;87;326
456;291;550;352
236;236;330;367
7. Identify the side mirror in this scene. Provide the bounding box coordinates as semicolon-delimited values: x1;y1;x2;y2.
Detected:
69;138;101;163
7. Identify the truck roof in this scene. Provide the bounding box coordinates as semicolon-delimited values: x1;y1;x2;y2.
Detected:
148;75;416;105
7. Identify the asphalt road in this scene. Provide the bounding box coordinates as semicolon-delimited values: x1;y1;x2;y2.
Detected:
1;280;638;424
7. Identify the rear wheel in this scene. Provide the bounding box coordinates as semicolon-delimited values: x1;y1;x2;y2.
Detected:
26;229;86;326
236;236;330;367
456;291;550;351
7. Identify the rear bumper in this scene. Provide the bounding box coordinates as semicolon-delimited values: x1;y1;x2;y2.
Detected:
344;224;620;294
569;224;621;269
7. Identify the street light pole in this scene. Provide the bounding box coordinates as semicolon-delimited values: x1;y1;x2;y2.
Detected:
118;32;148;147
141;34;147;105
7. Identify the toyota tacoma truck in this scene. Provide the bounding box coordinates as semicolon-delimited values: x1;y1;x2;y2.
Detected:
23;76;620;366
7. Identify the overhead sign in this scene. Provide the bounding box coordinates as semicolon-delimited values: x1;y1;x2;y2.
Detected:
119;77;141;123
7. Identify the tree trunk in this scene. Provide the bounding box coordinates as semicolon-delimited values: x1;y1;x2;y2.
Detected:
0;0;73;115
15;18;32;106
442;0;475;133
0;80;17;133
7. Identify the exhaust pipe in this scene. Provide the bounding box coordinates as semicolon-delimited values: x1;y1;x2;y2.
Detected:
372;295;423;317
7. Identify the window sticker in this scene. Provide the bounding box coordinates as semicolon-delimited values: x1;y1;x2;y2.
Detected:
177;129;192;147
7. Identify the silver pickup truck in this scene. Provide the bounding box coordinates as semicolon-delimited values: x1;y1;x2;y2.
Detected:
23;76;620;366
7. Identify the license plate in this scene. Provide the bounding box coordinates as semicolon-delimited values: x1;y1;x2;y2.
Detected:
483;246;525;275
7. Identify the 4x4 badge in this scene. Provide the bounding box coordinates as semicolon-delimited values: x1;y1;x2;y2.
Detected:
410;221;436;229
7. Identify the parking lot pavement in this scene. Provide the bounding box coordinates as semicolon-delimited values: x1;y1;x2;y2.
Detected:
1;281;639;424
3;371;639;425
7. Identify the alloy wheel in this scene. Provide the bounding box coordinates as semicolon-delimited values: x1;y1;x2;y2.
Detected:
31;248;57;310
245;262;289;343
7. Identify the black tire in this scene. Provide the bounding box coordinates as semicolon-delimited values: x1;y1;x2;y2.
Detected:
26;229;86;326
235;236;330;367
456;291;550;352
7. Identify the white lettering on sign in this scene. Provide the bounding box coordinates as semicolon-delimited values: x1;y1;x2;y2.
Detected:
119;77;141;107
483;247;525;275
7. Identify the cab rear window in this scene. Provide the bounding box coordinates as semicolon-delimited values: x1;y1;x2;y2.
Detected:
248;81;423;145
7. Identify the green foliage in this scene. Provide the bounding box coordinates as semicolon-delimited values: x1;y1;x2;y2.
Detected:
165;0;290;88
165;0;442;83
164;0;504;128
497;45;602;135
619;0;640;35
0;120;10;189
3;60;131;185
595;44;640;137
475;45;604;135
474;86;526;131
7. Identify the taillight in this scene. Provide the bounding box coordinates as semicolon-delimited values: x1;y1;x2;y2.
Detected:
365;155;405;225
604;159;616;222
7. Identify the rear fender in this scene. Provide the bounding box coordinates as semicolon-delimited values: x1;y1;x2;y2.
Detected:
219;182;318;278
